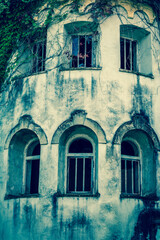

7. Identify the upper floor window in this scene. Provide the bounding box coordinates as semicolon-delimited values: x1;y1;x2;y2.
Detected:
120;25;152;76
67;138;94;193
120;38;137;71
64;21;99;69
72;35;93;68
32;39;46;73
121;140;140;195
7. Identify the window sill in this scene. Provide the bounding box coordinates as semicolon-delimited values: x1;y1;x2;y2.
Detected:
119;68;154;79
28;70;47;76
120;193;159;201
4;193;40;200
60;67;102;71
120;193;141;199
54;192;100;198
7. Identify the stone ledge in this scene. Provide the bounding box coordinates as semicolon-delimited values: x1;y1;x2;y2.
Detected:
119;68;154;79
4;193;40;200
54;192;100;198
60;67;102;71
120;193;159;201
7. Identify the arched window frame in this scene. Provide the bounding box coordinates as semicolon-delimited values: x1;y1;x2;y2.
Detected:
4;115;47;199
121;137;142;196
65;134;95;195
23;138;40;195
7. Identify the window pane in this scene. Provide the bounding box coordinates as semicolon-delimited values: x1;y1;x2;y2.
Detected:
32;41;46;73
30;159;40;194
121;141;138;156
79;36;85;67
33;44;37;73
25;160;32;193
133;161;139;193
126;39;131;70
86;35;92;67
92;35;97;67
68;158;75;191
69;138;93;153
42;41;46;71
77;158;83;191
127;160;132;193
72;36;78;68
32;144;40;156
121;160;125;193
120;38;124;69
38;43;43;71
132;41;137;71
85;158;91;191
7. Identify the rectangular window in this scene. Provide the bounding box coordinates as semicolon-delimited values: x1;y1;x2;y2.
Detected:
32;39;46;73
72;35;93;68
68;157;92;193
121;159;140;194
120;38;137;72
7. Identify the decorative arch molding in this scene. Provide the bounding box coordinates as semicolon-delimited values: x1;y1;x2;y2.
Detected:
51;110;107;144
113;114;160;150
112;2;155;23
4;115;48;149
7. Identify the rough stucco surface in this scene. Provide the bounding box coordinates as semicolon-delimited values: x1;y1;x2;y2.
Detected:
1;4;160;240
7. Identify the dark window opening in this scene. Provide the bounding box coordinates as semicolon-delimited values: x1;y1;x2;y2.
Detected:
127;160;132;193
121;141;140;195
68;158;76;191
121;160;125;193
79;36;85;67
86;36;92;67
26;144;40;194
121;141;138;156
72;36;78;68
67;138;93;193
121;159;140;194
126;39;131;70
133;161;139;194
72;35;93;68
85;158;91;191
32;144;40;155
77;158;83;191
120;38;137;71
68;157;92;192
30;159;40;194
32;40;46;73
69;138;93;153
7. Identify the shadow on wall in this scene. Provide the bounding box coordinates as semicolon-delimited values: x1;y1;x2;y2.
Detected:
131;209;160;240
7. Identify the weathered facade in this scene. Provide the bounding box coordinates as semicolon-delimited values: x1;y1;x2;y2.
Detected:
1;1;160;239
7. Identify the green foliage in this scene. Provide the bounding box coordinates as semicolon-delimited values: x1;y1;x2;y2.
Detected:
0;0;83;86
0;0;46;85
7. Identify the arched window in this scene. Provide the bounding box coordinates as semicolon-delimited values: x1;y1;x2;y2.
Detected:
56;122;100;196
121;140;140;195
25;140;40;194
6;129;41;197
67;137;94;193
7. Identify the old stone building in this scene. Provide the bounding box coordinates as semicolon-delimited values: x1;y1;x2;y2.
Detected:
1;0;160;239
